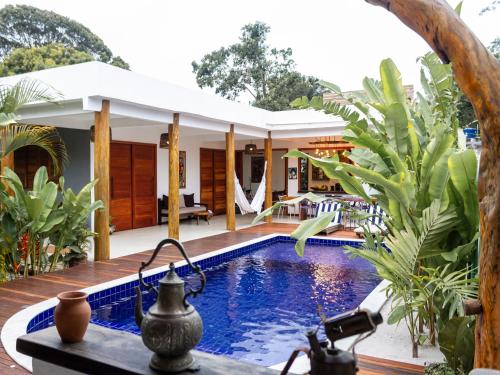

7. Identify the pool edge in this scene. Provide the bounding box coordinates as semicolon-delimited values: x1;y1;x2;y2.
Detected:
1;233;377;373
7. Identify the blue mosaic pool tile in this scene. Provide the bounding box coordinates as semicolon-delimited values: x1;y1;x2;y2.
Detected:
26;235;365;334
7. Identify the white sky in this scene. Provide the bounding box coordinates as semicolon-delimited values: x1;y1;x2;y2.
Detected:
1;0;498;101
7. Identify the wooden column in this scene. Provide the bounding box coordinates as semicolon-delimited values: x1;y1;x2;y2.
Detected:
94;100;111;261
366;0;500;368
168;113;180;239
226;124;236;231
264;131;272;223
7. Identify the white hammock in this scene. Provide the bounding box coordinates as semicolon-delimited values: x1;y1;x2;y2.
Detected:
235;162;267;215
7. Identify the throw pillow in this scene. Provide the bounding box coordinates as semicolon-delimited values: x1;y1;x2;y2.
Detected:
162;195;168;208
184;193;195;207
179;196;186;208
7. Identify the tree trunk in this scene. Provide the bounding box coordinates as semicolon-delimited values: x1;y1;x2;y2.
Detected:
364;0;500;368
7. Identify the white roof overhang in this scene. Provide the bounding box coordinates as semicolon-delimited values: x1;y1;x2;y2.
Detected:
1;62;346;139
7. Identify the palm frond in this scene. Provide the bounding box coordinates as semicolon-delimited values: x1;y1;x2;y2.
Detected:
0;124;68;173
0;78;61;115
418;200;458;253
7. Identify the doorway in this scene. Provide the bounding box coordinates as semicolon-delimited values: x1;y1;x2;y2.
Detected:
110;141;157;231
200;148;226;215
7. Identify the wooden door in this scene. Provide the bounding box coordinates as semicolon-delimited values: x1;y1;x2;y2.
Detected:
213;149;226;215
110;143;133;231
14;146;58;189
132;144;157;228
200;149;214;211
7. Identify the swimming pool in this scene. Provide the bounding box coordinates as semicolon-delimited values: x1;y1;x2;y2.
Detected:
16;235;381;369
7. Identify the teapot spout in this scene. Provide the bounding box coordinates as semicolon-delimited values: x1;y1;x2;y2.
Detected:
134;286;144;327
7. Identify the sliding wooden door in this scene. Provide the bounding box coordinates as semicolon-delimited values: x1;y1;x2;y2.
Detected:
110;143;133;231
213;149;226;215
200;149;214;211
132;144;157;228
110;141;157;231
199;148;226;215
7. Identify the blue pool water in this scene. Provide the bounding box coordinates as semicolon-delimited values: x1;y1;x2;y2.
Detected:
90;240;380;366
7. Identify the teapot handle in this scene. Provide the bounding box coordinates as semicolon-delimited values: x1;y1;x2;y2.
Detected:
137;238;206;303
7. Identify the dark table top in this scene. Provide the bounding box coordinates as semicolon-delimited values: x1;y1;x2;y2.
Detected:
17;324;280;375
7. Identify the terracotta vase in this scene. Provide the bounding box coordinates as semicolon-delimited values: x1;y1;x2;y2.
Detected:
54;291;91;343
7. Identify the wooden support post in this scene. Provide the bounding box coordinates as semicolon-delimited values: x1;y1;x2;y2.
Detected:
264;131;272;223
168;113;180;239
365;0;500;368
1;152;14;193
94;100;111;261
226;124;236;231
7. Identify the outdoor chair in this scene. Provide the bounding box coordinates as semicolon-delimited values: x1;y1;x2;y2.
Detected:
316;201;343;234
277;195;299;219
344;200;363;229
354;203;387;237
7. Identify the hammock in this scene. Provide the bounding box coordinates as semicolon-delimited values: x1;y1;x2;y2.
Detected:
235;162;267;215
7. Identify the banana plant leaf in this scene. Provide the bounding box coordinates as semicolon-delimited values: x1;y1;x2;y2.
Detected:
380;58;407;106
291;212;337;256
448;150;479;230
385;102;408;158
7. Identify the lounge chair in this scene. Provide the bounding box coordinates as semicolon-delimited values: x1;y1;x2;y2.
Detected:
354;203;387;237
316;201;343;234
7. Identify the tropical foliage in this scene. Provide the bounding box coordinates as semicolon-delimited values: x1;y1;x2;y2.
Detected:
192;22;324;111
0;79;68;172
255;55;479;371
0;166;103;281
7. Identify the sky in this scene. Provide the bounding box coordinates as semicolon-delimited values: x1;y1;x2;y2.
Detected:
0;0;498;101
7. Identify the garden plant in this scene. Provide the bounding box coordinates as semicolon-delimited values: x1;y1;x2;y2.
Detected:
255;53;479;373
0;166;103;281
0;78;67;170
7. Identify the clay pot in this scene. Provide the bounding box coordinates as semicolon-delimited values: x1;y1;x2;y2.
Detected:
54;291;91;343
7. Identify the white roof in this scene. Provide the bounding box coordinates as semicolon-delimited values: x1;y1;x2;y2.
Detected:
0;62;346;139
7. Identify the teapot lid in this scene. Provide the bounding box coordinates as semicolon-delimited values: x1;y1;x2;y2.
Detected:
159;263;184;286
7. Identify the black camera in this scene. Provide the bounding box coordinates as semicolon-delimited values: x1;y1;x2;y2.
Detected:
281;308;383;375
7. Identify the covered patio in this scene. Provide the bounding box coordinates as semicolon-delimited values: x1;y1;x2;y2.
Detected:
4;61;349;261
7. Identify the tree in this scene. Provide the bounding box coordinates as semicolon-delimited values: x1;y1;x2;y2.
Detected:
255;72;324;111
0;5;129;69
0;43;93;77
363;0;499;369
192;22;323;111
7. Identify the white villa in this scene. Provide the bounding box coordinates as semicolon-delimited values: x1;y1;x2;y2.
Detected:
0;62;354;259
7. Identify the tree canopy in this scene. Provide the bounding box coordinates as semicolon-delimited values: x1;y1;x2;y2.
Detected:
192;22;323;111
0;5;129;71
0;43;93;77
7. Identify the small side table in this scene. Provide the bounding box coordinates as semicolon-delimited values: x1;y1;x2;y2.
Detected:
193;211;212;225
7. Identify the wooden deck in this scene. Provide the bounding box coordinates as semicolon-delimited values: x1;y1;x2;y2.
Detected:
0;223;422;374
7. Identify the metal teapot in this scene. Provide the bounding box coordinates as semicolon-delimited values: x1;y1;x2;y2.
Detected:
135;238;206;373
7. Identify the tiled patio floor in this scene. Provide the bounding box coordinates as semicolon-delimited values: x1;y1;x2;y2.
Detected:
108;214;304;259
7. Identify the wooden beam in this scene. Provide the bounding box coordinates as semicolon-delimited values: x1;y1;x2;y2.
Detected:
168;113;180;239
264;131;272;223
226;124;236;231
94;100;111;261
365;0;500;368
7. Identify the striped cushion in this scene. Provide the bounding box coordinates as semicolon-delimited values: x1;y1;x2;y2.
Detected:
316;202;342;224
366;204;384;225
